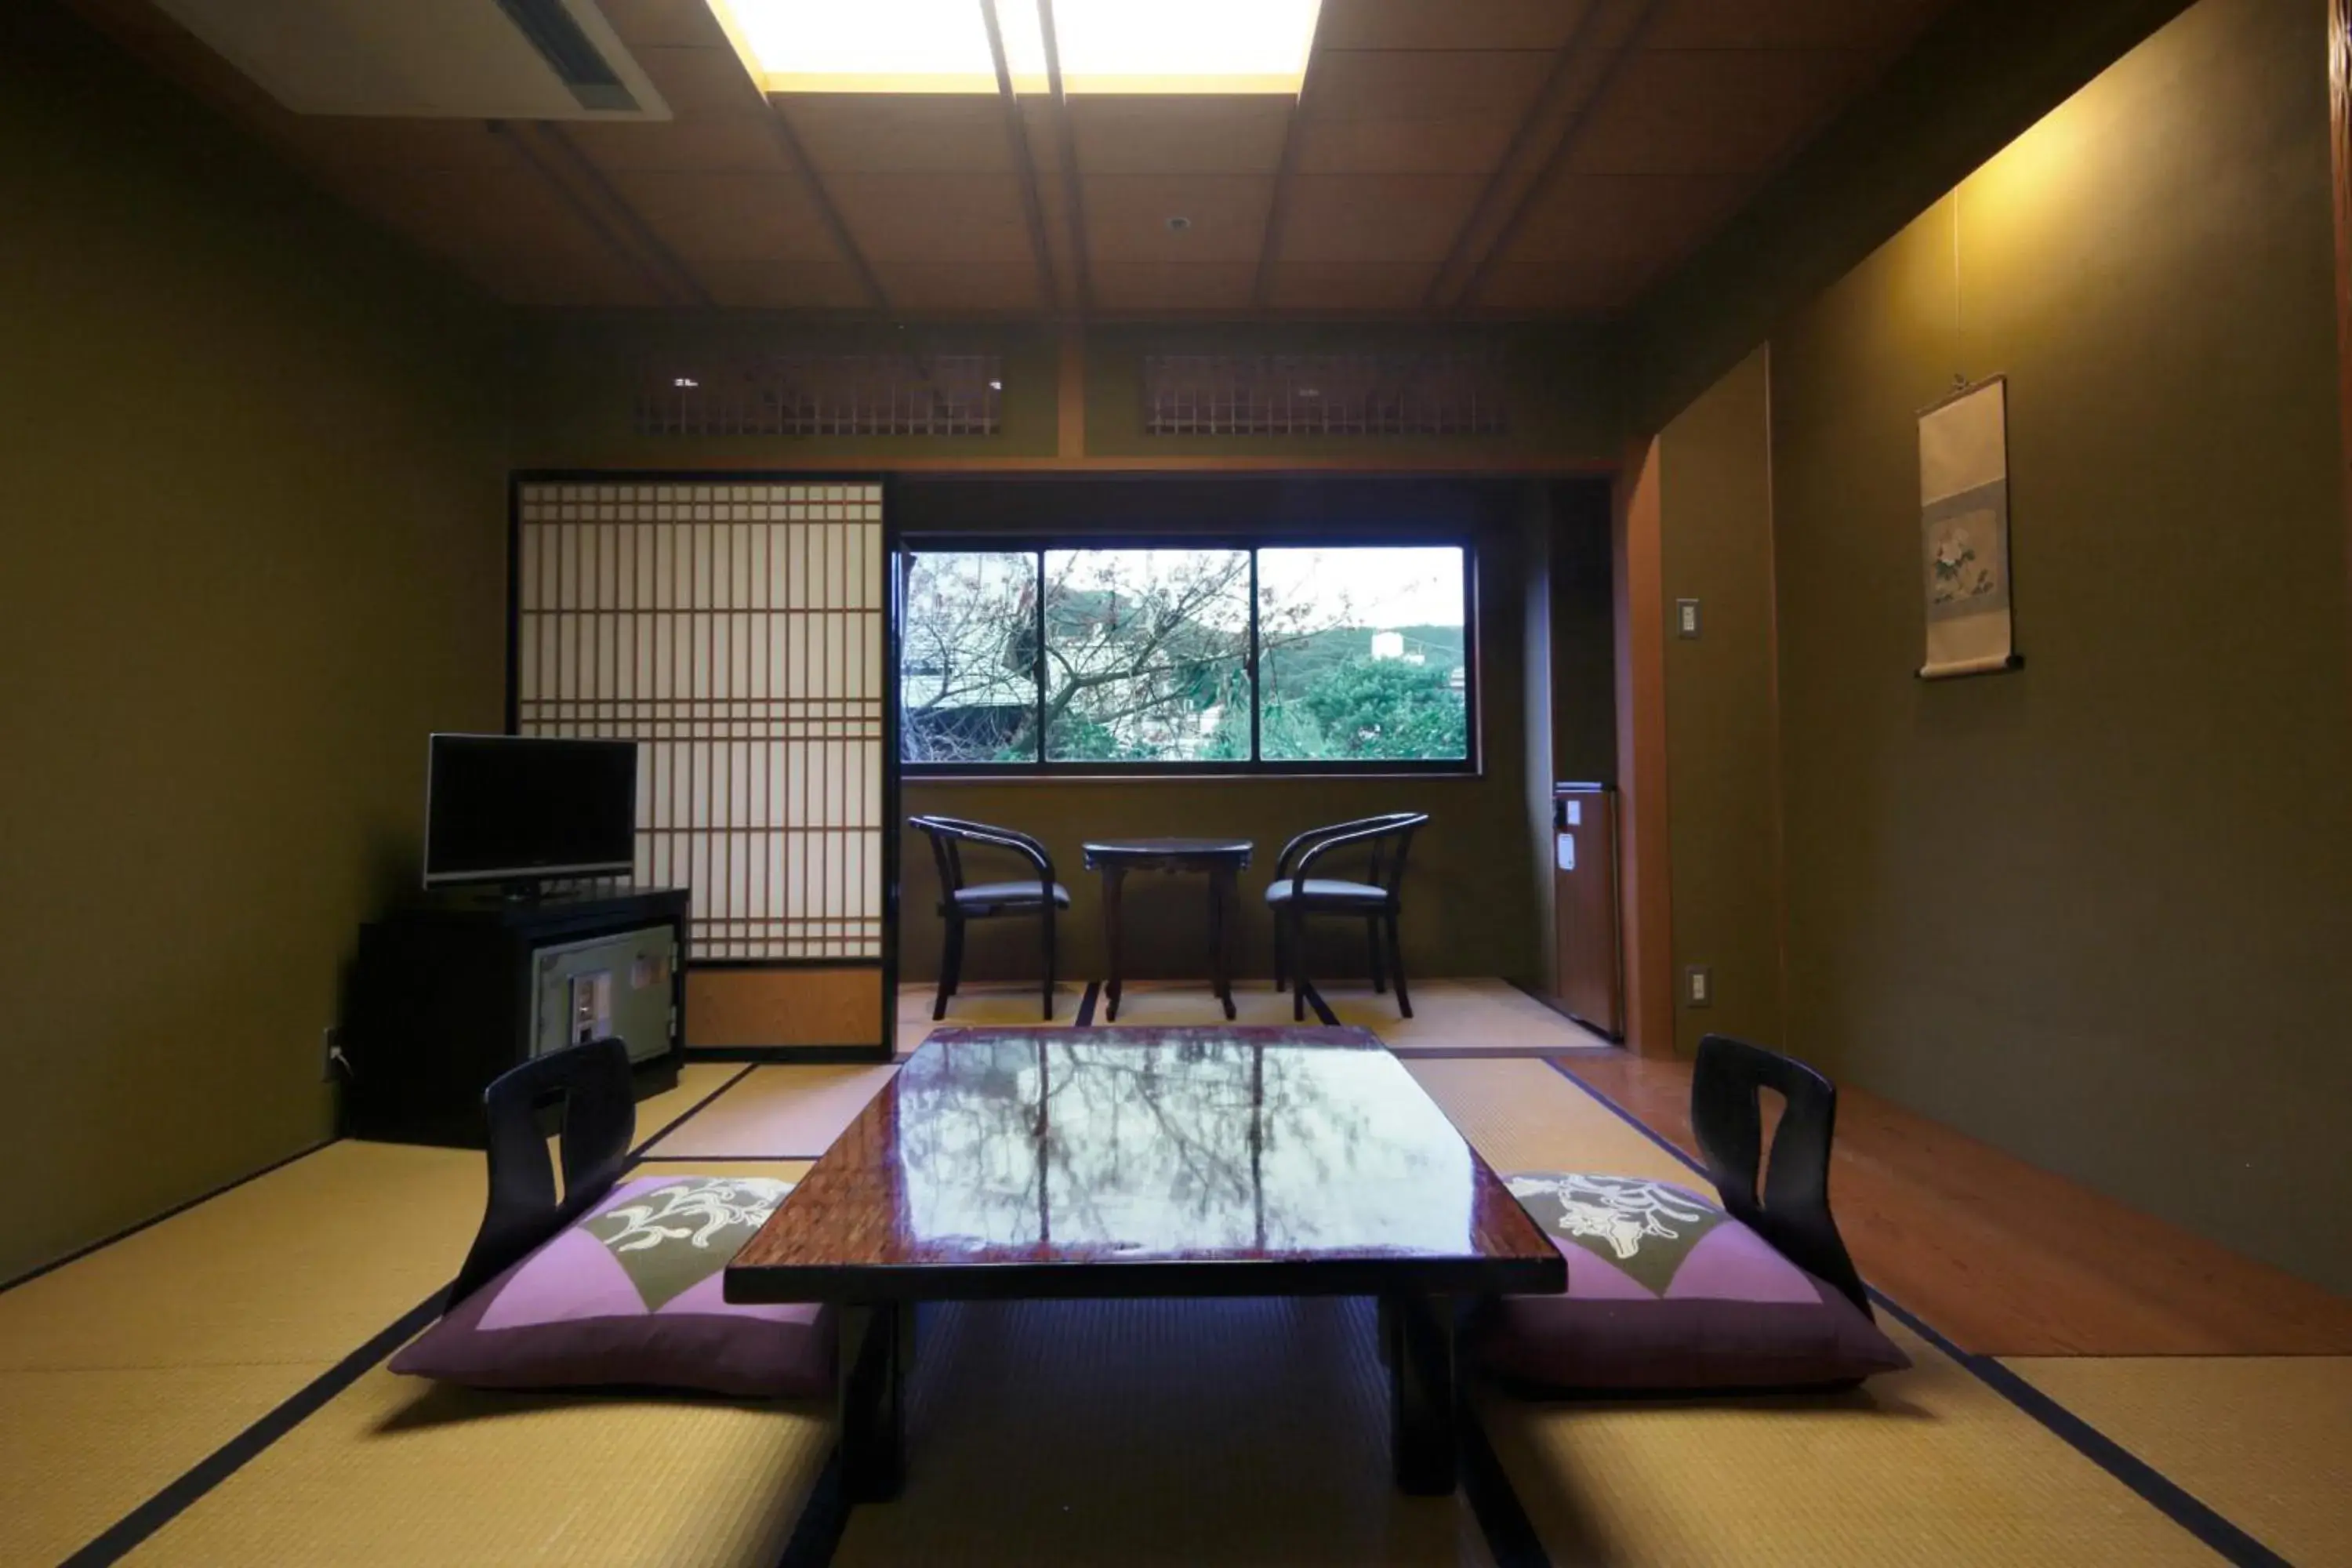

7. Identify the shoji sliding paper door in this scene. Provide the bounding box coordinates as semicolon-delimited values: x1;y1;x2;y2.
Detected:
514;481;887;967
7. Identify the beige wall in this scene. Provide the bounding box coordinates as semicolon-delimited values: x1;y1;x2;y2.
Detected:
1656;348;1786;1056
0;6;510;1279
1758;0;2352;1291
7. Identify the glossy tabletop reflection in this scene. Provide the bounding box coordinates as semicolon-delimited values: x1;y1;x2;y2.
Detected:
1080;837;1254;865
727;1027;1563;1302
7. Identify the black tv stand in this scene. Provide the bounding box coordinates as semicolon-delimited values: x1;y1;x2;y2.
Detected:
343;886;691;1146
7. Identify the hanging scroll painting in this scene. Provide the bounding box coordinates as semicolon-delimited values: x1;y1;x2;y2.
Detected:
1916;376;2020;679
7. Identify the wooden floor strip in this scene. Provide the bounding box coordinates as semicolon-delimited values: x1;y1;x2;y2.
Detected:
1555;1054;2352;1357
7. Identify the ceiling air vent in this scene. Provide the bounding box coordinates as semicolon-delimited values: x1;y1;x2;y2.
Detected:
147;0;670;120
492;0;633;111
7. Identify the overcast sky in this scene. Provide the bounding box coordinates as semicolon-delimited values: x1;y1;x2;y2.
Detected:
1259;546;1465;628
916;545;1465;632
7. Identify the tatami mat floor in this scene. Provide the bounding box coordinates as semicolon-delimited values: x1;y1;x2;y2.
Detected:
1998;1356;2352;1566
895;975;1614;1054
6;997;2343;1566
833;1298;1497;1568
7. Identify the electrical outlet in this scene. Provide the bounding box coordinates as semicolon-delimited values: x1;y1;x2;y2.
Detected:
321;1025;347;1083
1675;599;1702;639
1685;966;1713;1007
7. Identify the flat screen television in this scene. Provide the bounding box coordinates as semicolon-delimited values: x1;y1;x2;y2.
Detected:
423;734;639;889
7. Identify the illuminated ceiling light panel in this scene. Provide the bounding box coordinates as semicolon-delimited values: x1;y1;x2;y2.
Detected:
1051;0;1318;93
715;0;1320;95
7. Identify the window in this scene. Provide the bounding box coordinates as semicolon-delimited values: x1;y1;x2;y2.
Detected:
900;542;1472;773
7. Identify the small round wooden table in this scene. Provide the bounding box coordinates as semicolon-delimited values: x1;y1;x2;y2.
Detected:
1081;837;1254;1021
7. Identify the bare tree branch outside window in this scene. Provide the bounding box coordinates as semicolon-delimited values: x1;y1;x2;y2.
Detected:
901;545;1468;766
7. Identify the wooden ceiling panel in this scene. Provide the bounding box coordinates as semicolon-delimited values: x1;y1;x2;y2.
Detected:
1646;0;1947;51
594;0;737;51
781;95;1017;174
1312;0;1598;52
78;0;1963;317
1083;174;1274;264
630;44;768;122
1275;174;1485;268
1476;172;1746;309
1262;261;1432;312
1292;114;1519;176
560;117;788;173
691;258;876;310
1091;260;1258;311
335;161;664;307
825;173;1037;264
601;169;840;262
868;256;1045;312
1306;51;1555;125
1567;48;1873;176
278;118;508;173
1067;96;1292;175
1020;98;1066;176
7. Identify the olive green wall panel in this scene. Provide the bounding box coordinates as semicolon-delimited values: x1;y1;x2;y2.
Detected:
1766;0;2352;1293
0;5;510;1279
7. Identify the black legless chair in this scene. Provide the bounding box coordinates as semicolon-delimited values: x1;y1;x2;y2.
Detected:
448;1036;633;1305
1690;1034;1872;1316
1267;811;1429;1021
909;815;1068;1021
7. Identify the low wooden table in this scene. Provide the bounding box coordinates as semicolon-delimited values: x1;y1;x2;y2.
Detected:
1080;836;1253;1020
726;1025;1563;1504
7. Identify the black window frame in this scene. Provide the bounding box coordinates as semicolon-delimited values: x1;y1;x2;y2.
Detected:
895;532;1481;779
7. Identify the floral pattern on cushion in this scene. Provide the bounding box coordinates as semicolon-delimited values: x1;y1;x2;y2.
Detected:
583;1178;792;1310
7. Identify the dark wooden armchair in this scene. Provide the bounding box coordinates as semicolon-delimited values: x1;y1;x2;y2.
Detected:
909;815;1068;1021
1266;811;1430;1020
1691;1033;1871;1316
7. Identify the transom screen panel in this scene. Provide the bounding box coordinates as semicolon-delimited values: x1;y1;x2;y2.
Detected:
515;482;885;961
633;354;1002;437
1141;353;1508;437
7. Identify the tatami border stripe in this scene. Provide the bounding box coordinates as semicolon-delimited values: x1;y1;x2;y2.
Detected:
1866;1295;2292;1568
773;1450;850;1568
1459;1400;1553;1568
59;1288;451;1567
686;1045;892;1064
2;1136;337;1297
59;1061;768;1565
1541;1058;2296;1568
632;1063;762;1153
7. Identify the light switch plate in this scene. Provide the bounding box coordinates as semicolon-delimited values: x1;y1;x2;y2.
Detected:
1675;599;1701;639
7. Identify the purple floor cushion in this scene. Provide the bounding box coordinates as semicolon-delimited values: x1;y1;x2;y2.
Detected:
1472;1172;1909;1392
391;1174;831;1399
